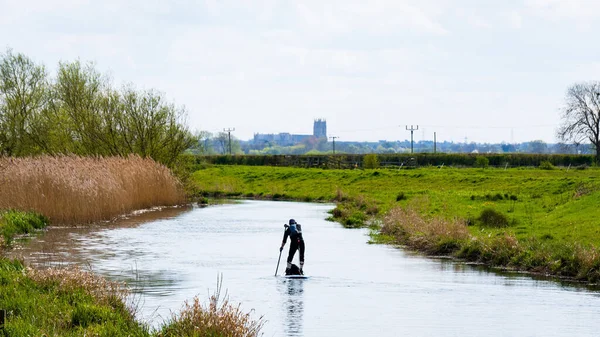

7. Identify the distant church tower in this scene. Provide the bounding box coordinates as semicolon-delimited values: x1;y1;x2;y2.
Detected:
313;119;327;139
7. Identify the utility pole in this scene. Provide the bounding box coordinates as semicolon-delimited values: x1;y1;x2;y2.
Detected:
224;128;235;155
434;132;437;153
329;136;339;154
406;125;418;154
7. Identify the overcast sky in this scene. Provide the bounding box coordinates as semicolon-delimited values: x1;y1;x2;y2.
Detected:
2;0;600;143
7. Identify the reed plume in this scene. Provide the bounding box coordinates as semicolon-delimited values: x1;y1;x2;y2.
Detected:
0;155;185;225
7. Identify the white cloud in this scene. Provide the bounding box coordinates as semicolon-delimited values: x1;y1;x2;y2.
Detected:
293;0;449;35
508;11;523;29
525;0;600;28
2;0;599;143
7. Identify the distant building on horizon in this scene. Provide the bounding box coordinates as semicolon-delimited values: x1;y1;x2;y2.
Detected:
253;119;327;146
313;118;327;139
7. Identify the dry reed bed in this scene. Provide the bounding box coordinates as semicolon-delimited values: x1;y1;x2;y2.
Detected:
382;206;470;253
0;155;185;225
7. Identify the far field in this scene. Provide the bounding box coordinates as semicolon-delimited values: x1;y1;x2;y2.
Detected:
191;165;600;246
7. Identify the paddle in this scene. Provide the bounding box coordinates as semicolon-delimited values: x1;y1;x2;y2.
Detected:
275;247;283;276
275;224;288;276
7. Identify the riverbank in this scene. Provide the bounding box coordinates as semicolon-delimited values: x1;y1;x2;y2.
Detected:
0;155;263;336
190;164;600;283
0;210;264;336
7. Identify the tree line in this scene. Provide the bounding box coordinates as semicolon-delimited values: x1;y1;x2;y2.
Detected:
0;49;195;167
187;134;594;156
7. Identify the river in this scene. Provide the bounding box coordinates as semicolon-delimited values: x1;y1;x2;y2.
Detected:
10;200;600;336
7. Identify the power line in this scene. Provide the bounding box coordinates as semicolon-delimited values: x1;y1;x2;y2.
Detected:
405;125;418;153
333;124;557;134
224;128;235;155
329;136;339;154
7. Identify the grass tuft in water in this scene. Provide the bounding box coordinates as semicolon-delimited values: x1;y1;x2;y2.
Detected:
158;275;264;337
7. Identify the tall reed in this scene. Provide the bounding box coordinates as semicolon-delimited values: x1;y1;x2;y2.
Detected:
0;155;185;225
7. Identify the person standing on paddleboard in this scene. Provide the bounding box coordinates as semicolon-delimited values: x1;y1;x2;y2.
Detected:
280;219;305;275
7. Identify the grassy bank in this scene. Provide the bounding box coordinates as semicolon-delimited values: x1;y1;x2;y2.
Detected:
0;257;264;337
0;210;48;247
190;165;600;282
0;155;186;225
0;258;149;336
0;257;264;336
0;156;263;336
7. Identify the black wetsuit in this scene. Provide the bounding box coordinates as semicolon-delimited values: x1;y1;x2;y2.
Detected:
282;224;305;265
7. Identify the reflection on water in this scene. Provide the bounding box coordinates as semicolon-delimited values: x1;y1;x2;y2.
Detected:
9;205;192;268
10;200;600;336
279;279;305;336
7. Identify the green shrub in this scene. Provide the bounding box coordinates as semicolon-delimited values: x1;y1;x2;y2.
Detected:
363;154;380;169
484;193;504;201
343;211;367;228
329;207;345;219
0;210;48;246
475;156;489;168
539;161;555;170
478;208;509;227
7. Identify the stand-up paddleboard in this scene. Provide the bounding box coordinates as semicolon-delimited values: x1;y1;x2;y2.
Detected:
283;274;309;279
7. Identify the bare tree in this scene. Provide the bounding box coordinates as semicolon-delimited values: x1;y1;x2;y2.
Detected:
557;82;600;160
190;130;214;154
527;140;548;154
215;132;229;155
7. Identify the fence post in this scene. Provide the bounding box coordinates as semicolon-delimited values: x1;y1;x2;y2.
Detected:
1;309;5;329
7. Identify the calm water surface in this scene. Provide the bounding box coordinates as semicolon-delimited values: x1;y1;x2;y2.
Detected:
12;200;600;337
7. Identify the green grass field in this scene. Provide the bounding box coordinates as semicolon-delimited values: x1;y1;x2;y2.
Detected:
191;165;600;281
